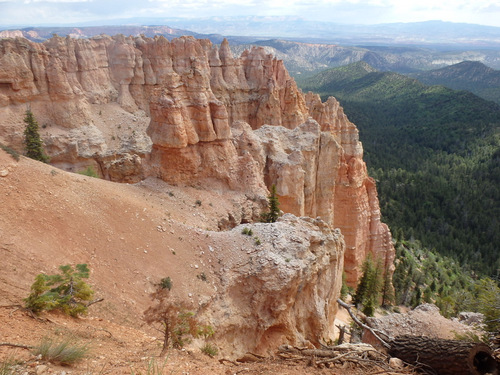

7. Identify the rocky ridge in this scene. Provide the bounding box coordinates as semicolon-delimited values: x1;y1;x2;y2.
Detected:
0;35;393;355
0;34;393;283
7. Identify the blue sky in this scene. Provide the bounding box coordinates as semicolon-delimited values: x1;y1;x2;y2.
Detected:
1;0;500;27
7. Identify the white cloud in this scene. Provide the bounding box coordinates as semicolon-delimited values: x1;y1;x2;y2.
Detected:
22;0;93;2
1;0;500;27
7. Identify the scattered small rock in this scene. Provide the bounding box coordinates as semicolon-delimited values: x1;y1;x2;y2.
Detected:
458;311;485;326
35;364;49;375
237;353;261;363
389;357;404;369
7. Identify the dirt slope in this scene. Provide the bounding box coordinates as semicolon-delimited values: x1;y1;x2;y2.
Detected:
0;148;235;321
0;150;364;374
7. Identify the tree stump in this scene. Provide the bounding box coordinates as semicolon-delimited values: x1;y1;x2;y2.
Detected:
388;335;498;375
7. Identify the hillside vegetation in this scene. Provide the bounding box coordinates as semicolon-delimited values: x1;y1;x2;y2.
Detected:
410;61;500;105
298;62;500;277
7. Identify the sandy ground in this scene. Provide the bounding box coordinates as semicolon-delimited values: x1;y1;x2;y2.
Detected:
1;307;365;375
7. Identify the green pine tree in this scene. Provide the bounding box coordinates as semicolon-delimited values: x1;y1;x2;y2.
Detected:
24;264;94;317
353;255;383;316
474;278;500;334
261;184;280;223
380;253;395;307
381;267;395;307
23;109;49;163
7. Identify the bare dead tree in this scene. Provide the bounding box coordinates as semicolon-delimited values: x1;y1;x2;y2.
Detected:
143;286;198;355
337;298;392;349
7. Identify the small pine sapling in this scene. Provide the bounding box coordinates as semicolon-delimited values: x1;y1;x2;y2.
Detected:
24;264;94;317
261;184;280;223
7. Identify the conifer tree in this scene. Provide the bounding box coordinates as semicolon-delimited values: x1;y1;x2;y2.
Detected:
380;254;395;307
24;264;94;317
353;255;383;316
474;278;500;334
261;184;280;223
23;109;49;163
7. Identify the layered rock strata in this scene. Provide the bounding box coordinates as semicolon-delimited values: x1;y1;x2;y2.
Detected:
0;34;393;284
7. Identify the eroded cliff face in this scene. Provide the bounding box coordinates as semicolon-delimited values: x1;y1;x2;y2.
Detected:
0;35;392;287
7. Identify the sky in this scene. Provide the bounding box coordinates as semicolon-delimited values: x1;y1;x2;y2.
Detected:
1;0;500;28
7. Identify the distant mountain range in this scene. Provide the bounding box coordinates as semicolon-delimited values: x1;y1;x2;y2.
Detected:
298;61;500;276
409;61;500;105
14;17;497;48
3;20;500;74
172;18;500;48
0;25;213;43
234;40;500;74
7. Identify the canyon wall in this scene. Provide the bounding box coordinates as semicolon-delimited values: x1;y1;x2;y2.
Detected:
0;34;393;284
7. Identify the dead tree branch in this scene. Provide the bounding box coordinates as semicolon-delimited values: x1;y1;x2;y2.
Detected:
337;298;392;349
219;358;239;366
86;298;104;307
0;342;33;350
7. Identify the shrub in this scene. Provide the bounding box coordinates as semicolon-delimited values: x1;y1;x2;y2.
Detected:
241;228;253;236
198;325;215;339
0;142;20;161
159;277;172;291
130;357;169;375
340;272;349;300
0;360;15;375
24;264;94;317
453;330;488;343
171;310;198;349
474;278;500;334
362;297;375;317
78;166;99;178
33;336;89;365
200;343;218;357
144;283;200;354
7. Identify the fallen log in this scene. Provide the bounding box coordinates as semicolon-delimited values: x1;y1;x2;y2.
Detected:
388;335;498;375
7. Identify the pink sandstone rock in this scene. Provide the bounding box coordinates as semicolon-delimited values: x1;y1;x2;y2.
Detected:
0;34;394;287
